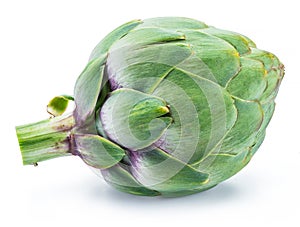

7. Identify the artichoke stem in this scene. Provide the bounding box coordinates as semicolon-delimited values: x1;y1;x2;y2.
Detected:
15;114;75;165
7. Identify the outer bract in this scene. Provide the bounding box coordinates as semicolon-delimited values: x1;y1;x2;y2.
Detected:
16;17;284;197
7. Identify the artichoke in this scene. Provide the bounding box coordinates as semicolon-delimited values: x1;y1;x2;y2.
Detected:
16;17;284;197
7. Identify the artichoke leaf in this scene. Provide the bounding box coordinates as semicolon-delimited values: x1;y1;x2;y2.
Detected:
89;20;142;61
74;134;125;169
249;102;275;156
130;148;209;194
101;164;160;196
226;57;267;101
74;56;106;124
106;42;192;92
260;102;275;131
100;88;172;150
184;30;241;86
47;95;74;117
201;27;256;55
217;99;264;155
196;147;251;187
247;48;281;71
260;69;282;104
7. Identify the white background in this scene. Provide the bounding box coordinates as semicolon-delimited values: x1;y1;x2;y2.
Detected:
0;0;299;226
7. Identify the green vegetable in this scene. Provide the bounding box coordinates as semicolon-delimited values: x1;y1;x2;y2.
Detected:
16;17;284;197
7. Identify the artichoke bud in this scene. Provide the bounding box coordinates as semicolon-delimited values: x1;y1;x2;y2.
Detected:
16;17;284;197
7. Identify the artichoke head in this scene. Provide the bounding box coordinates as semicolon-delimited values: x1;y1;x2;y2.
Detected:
16;17;284;197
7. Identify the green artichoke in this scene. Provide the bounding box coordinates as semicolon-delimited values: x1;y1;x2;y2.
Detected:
16;17;284;197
